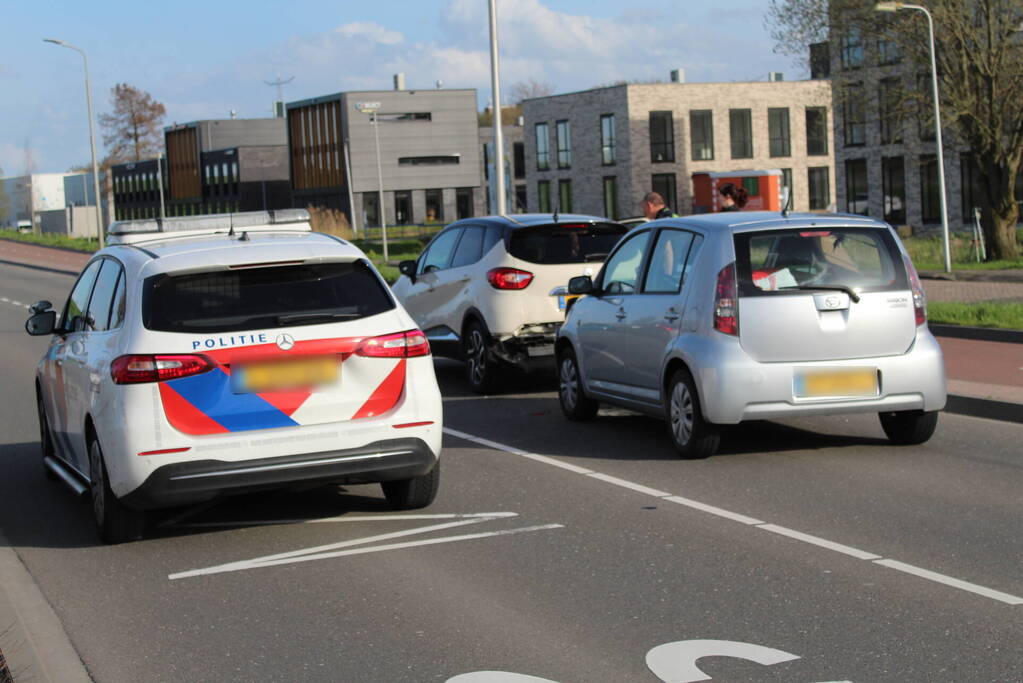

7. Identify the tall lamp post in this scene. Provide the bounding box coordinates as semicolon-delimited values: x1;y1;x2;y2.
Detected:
44;38;104;249
874;2;951;273
355;101;388;261
488;0;507;216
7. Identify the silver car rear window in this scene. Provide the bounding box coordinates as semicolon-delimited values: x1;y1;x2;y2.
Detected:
508;222;626;264
734;227;908;296
143;260;395;333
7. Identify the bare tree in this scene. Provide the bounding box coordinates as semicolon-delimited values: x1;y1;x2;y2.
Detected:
766;0;1023;260
98;84;167;164
508;78;556;104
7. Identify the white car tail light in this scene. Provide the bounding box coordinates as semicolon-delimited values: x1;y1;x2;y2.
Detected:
902;253;927;326
714;262;738;336
111;354;215;384
356;330;431;358
487;267;534;290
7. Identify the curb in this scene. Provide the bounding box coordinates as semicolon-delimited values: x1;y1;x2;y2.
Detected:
0;259;80;278
929;323;1023;345
944;395;1023;425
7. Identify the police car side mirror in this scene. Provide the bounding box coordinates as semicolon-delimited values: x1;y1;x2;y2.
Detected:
568;275;596;296
30;300;53;314
25;310;57;336
398;260;417;283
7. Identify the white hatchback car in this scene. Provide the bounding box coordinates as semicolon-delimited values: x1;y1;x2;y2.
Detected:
26;210;442;543
556;211;946;457
391;214;627;393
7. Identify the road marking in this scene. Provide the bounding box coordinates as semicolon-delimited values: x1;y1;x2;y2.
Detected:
175;512;518;528
0;296;30;309
169;512;561;580
646;639;800;682
443;427;1023;606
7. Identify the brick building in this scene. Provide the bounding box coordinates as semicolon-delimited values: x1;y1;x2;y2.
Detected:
522;78;836;219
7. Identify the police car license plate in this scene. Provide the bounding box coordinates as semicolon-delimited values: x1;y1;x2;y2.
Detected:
794;368;877;398
234;355;339;393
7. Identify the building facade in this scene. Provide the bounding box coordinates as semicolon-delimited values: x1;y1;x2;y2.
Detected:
522;79;836;220
1;172;102;236
480;121;526;214
286;88;482;230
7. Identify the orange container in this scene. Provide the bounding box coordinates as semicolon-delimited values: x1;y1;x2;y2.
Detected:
691;170;783;213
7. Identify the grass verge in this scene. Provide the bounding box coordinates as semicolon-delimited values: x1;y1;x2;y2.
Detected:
928;301;1023;330
0;230;98;252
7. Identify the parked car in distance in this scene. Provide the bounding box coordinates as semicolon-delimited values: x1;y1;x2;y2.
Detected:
26;210;442;543
556;211;946;458
391;214;627;393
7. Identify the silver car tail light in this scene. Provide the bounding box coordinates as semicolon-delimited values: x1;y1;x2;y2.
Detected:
714;262;738;336
902;253;927;326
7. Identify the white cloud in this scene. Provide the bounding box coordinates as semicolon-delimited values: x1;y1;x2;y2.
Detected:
334;22;404;46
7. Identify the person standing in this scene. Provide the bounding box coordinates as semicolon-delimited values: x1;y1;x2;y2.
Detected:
718;183;749;212
641;192;676;220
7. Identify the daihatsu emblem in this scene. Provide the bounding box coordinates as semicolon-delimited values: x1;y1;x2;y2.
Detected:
276;333;295;350
825;296;841;309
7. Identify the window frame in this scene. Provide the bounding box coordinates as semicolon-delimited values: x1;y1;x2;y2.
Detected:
649;111;675;163
729;109;753;159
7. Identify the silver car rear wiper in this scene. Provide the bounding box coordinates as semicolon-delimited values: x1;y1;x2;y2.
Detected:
782;284;861;303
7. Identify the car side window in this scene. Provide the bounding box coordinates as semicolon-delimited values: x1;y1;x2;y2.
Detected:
600;230;651;295
85;260;123;332
418;228;462;274
60;260;103;332
482;225;504;257
643;229;696;294
450;226;485;268
109;271;127;330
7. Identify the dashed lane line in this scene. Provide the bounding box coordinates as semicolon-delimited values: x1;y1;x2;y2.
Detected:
443;427;1023;606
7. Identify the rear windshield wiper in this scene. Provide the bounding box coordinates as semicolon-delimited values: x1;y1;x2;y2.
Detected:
781;284;861;303
276;312;361;325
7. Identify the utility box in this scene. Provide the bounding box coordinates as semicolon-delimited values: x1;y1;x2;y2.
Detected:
691;169;784;213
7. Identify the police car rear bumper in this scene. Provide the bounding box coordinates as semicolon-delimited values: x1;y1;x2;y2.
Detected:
120;437;437;510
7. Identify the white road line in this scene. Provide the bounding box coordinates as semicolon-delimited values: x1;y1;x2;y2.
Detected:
443;426;1023;606
170;524;563;580
874;559;1023;605
177;512;518;528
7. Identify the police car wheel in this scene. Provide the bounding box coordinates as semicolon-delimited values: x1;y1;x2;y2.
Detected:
381;463;440;510
89;438;145;544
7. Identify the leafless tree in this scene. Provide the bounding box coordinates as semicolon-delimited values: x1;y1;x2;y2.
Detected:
98;84;167;164
766;0;1023;260
508;78;556;104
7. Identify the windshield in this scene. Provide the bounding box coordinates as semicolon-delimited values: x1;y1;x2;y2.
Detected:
508;222;626;264
734;227;908;297
144;260;395;333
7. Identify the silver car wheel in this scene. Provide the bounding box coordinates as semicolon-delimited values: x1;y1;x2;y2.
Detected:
89;440;105;526
670;380;694;446
559;356;580;411
467;328;486;385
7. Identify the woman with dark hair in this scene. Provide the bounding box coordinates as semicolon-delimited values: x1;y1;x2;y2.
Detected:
719;183;749;212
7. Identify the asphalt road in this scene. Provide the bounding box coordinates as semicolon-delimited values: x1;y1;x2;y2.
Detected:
1;262;1021;682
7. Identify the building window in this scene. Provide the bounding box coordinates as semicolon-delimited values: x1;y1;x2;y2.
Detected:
882;156;906;224
456;188;474;219
538;180;551;212
649;111;674;163
603;176;618;220
729;109;753;159
878;38;901;65
920;155;940;223
840;29;864;69
425;188;444;224
917;74;936;142
806;107;829;156
879;77;903;145
362;193;379;227
535;123;550;171
843;86;867;146
780;168;793;205
398;155;460;166
960;153;982;222
600;114;616;165
690;110;714;161
845;159;869;215
652;173;677;213
394;190;413;225
515;184;527;213
513;142;525;179
558;179;573;212
376;112;432;122
556;120;571;168
808;167;830;210
768;108;791;157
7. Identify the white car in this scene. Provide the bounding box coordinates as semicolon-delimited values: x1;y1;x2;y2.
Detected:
26;210;442;543
391;214;627;393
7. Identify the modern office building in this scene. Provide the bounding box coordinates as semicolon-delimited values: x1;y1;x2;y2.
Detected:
0;172;103;236
286;87;482;230
160;118;290;218
480;119;527;214
522;76;836;219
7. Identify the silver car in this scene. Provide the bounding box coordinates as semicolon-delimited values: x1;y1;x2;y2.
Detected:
555;211;946;458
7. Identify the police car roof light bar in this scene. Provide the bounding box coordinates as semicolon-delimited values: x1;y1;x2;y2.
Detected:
106;209;312;244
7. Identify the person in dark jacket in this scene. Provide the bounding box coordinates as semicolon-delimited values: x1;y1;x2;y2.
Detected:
641;192;676;219
719;183;749;211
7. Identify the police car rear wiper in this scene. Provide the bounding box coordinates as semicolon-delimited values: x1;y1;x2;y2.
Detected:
277;313;361;325
781;284;861;303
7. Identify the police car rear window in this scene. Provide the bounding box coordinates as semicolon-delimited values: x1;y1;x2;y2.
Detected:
508;223;626;264
143;260;395;333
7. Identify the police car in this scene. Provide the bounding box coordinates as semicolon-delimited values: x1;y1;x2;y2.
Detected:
25;210;442;543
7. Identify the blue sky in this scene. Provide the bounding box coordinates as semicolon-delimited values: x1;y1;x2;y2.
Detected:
2;0;800;174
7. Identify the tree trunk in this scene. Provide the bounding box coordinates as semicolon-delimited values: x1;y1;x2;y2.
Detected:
983;204;1020;261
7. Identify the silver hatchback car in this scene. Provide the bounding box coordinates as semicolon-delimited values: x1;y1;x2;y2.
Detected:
555;211;946;458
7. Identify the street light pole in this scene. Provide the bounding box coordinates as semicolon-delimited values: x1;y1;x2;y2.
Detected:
873;2;951;273
488;0;507;216
44;38;104;249
372;111;388;262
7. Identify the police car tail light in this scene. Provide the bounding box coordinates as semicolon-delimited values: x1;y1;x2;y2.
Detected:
487;267;534;290
355;330;431;358
902;252;927;326
713;262;739;336
111;354;215;384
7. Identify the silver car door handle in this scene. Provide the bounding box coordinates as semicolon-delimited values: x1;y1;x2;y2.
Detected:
664;307;679;322
615;308;627;321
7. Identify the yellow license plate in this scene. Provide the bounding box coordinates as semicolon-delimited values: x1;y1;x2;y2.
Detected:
557;294;580;310
795;368;877;398
235;355;339;393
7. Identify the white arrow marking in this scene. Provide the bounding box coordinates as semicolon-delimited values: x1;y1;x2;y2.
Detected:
446;673;559;683
175;512;517;529
645;639;801;682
